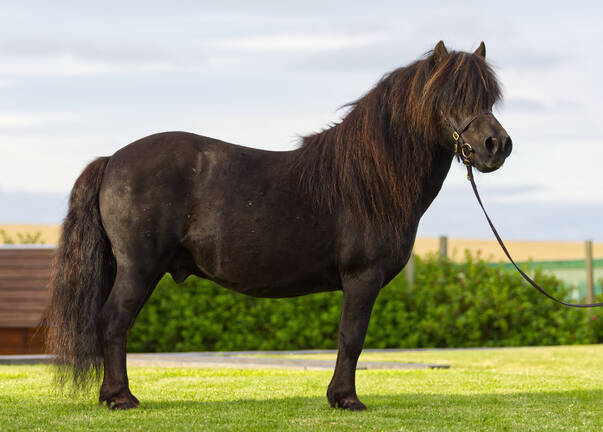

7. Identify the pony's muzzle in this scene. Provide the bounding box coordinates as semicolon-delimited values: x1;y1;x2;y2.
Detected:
483;134;512;169
485;135;512;158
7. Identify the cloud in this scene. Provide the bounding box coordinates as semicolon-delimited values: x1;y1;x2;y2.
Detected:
420;185;603;241
0;53;128;78
444;183;546;198
1;1;603;241
0;111;78;128
291;41;415;73
215;33;387;52
502;98;549;113
0;189;68;224
0;32;389;78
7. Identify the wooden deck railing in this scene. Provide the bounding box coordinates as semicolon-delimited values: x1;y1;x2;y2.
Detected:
0;246;54;354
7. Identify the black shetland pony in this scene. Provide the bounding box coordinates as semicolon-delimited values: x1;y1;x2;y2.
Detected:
46;41;512;410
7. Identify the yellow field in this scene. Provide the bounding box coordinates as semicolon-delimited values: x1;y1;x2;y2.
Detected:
0;224;61;246
0;225;600;263
413;237;603;262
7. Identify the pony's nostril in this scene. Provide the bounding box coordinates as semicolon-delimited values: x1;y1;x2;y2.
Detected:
485;136;497;156
503;136;513;156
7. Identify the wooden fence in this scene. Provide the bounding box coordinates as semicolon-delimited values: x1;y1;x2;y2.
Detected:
405;236;600;301
0;246;54;354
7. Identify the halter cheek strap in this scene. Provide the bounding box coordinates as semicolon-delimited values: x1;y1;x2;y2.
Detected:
446;111;493;166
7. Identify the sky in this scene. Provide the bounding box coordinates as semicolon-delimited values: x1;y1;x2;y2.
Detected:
1;1;603;240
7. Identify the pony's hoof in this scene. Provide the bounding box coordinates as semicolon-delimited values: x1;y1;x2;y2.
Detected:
110;396;139;410
100;389;140;410
327;388;367;411
337;398;367;411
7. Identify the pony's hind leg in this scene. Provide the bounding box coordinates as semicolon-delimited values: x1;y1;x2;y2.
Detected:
98;265;161;410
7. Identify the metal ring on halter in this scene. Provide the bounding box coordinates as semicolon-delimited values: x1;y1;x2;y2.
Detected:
461;142;473;160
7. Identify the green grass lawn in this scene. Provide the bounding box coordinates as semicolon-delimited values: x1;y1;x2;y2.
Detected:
1;345;602;431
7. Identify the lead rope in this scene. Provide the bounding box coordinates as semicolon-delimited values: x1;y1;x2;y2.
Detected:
453;128;603;308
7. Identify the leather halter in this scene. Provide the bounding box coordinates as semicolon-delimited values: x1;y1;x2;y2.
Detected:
448;111;493;166
448;111;603;308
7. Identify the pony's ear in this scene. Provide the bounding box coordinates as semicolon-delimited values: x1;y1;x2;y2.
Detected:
474;41;486;58
433;40;448;64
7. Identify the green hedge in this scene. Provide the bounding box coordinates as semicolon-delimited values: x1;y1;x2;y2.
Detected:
127;253;603;352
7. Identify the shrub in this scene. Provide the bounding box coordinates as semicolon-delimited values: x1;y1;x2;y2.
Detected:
128;252;602;352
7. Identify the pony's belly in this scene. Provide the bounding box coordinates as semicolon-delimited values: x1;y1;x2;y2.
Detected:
211;275;340;298
184;234;340;298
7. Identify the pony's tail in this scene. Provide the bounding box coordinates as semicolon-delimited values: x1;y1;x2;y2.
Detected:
45;157;116;390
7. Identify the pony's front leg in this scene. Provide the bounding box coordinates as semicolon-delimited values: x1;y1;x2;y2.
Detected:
327;272;381;410
98;266;157;410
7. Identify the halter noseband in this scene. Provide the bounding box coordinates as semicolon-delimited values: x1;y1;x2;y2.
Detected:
447;111;493;166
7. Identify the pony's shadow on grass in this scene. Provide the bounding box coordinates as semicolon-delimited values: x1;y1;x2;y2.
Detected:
138;388;603;414
4;390;602;431
131;390;603;429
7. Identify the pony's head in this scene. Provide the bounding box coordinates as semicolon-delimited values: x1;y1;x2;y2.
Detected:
401;40;512;172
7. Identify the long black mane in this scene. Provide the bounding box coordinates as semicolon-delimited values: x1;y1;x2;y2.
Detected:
293;49;502;230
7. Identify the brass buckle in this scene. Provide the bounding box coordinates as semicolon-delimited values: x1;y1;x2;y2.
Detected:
452;131;461;156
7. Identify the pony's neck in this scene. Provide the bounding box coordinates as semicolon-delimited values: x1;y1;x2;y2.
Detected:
413;144;455;216
294;107;455;231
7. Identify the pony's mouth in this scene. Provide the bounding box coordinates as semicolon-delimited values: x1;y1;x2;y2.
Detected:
473;159;504;173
